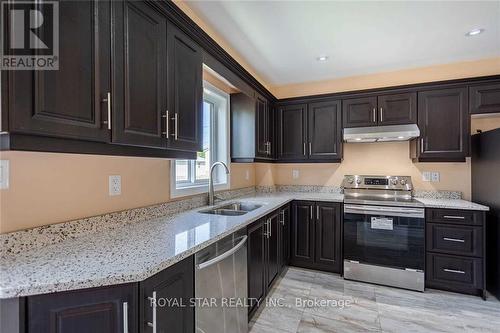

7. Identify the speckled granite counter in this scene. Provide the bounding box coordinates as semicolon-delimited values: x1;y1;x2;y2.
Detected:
0;192;342;299
415;198;489;211
1;191;489;299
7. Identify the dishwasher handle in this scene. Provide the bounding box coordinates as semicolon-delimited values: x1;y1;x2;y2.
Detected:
196;236;247;270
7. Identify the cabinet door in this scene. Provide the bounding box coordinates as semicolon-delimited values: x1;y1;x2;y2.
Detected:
247;220;265;316
417;88;469;162
112;0;167;148
28;284;138;333
167;22;203;152
256;97;269;158
378;93;417;125
314;202;342;273
342;97;377;128
290;201;315;266
308;100;342;161
277;104;307;160
140;256;194;333
280;205;291;270
469;83;500;114
8;0;111;142
266;212;280;289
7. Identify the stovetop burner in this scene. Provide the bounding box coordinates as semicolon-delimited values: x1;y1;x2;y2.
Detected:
342;175;423;207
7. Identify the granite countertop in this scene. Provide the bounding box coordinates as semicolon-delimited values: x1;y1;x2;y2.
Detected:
0;191;488;299
0;192;342;299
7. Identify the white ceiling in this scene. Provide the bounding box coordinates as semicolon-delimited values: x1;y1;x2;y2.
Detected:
186;1;500;86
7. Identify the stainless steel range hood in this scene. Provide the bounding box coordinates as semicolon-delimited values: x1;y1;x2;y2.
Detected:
343;124;420;143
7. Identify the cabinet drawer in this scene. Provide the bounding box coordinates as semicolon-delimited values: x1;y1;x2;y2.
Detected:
426;253;483;290
426;209;484;226
427;223;482;257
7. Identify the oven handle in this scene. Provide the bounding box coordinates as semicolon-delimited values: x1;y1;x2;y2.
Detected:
344;204;424;218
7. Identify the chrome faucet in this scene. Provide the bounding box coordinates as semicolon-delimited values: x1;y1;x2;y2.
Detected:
208;161;230;206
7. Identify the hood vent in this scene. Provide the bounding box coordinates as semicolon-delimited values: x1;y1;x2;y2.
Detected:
343;124;420;143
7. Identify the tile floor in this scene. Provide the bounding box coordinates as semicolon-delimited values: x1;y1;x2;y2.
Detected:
249;267;500;333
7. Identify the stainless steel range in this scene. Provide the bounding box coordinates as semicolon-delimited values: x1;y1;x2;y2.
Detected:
342;175;425;292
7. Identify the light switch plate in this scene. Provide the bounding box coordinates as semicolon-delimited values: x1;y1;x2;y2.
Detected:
422;172;431;182
0;160;10;189
431;172;440;182
292;169;300;179
109;175;121;196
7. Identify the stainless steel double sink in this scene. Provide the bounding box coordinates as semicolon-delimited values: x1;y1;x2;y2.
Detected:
199;202;262;216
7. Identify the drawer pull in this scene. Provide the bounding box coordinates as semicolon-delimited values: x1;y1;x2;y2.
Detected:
443;237;465;243
443;268;465;274
443;215;465;220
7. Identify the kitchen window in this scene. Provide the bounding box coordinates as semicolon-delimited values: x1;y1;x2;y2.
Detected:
171;82;230;197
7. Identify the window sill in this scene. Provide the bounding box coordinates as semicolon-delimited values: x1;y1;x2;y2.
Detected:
170;182;230;199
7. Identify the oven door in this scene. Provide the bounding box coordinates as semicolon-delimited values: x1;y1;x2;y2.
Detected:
343;204;425;271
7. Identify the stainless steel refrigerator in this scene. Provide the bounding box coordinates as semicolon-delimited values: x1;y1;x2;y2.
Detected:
471;128;500;299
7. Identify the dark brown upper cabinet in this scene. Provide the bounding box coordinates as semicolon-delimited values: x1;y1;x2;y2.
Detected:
139;256;194;333
343;93;416;128
377;93;417;125
469;83;500;114
113;0;167;148
342;96;377;128
277;101;342;162
7;0;111;143
166;22;203;152
412;87;469;162
277;103;308;161
27;283;138;333
308;100;342;161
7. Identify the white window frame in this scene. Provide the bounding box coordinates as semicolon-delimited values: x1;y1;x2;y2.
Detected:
170;81;230;198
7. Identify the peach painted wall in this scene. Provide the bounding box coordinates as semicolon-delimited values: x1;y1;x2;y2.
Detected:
255;142;472;199
0;151;255;234
272;57;500;99
471;114;500;134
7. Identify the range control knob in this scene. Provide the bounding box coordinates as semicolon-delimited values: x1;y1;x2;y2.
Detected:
356;179;362;185
400;179;407;186
390;179;398;186
347;178;354;184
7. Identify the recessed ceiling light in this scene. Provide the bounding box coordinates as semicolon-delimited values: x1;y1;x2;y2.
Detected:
317;55;328;62
465;28;484;37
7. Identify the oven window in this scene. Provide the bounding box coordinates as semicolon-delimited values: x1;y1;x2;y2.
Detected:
344;212;424;270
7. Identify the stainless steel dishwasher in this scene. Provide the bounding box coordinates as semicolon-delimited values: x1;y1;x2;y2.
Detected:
195;229;248;333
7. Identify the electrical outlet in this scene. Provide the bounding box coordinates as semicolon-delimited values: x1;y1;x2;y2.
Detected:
422;171;431;182
292;169;300;179
0;160;10;189
245;169;250;181
109;175;121;196
431;172;440;182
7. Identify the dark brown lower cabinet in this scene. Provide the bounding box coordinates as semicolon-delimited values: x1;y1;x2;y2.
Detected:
290;201;342;273
279;205;291;269
266;211;281;289
425;208;486;298
247;218;266;318
27;283;138;333
139;256;194;333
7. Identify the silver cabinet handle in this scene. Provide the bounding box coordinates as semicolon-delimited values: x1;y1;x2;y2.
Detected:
421;138;424;153
443;215;465;220
372;108;376;123
147;291;157;333
162;110;169;137
316;206;320;220
380;107;383;122
303;142;306;156
263;219;269;237
269;218;272;238
444;268;465;274
171;113;178;140
309;142;312;155
123;302;129;333
197;236;248;270
443;237;465;243
265;141;271;155
103;92;111;130
280;210;285;225
310;206;313;220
